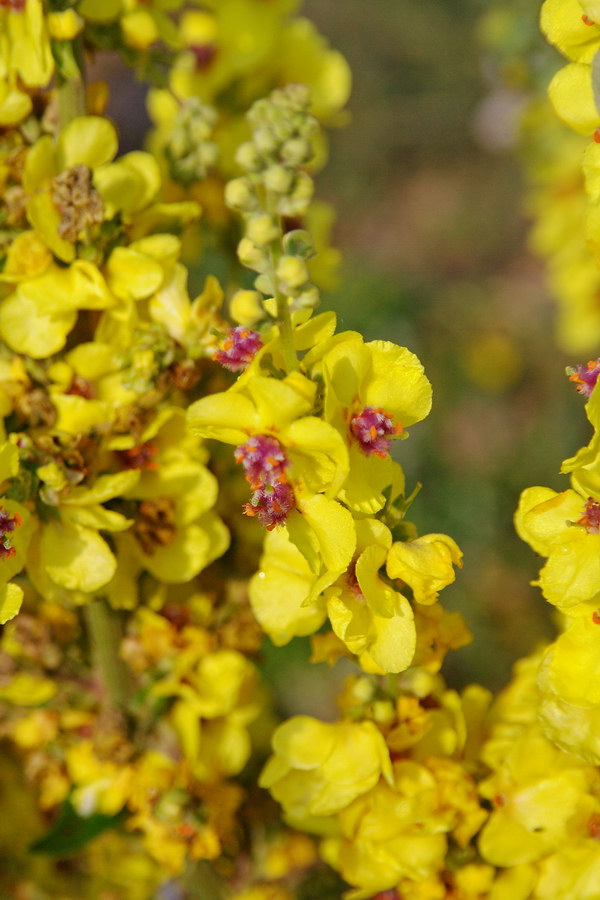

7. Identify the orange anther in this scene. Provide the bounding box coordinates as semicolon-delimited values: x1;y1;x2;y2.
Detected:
593;128;600;143
583;14;596;24
593;610;600;624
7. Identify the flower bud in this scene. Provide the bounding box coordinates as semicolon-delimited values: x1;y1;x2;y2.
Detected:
264;164;293;195
235;141;261;172
246;214;279;246
254;127;278;156
225;177;256;212
238;237;268;272
281;137;312;166
276;255;309;292
230;290;264;326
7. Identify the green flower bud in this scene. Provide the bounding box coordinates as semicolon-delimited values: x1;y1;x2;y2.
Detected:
238;237;269;272
281;136;312;166
229;289;264;326
264;164;293;194
246;214;280;246
254;127;279;157
235;141;261;172
225;177;256;212
277;172;314;217
276;255;309;292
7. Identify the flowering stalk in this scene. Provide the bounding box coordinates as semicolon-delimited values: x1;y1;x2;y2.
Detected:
83;599;131;712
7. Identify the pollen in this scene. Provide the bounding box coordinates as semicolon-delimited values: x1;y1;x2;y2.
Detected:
350;406;403;458
0;506;22;560
213;326;263;372
567;359;600;396
577;498;600;533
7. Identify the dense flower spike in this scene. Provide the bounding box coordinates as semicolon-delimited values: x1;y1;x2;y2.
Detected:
0;3;522;899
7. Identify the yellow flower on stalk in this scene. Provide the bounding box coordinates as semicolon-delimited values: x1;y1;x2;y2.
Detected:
541;0;600;63
537;615;600;762
321;335;431;513
188;370;354;578
0;0;53;124
386;533;463;606
22;116;118;262
66;740;133;817
25;470;139;603
248;526;328;645
320;759;449;900
536;841;600;900
259;716;392;822
152;647;261;778
0;259;115;359
479;723;596;867
548;61;599;134
325;517;416;674
107;409;229;599
515;484;600;614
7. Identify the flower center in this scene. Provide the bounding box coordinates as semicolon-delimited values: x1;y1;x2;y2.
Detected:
134;497;177;555
191;43;218;70
116;442;159;471
350;406;403;458
567;359;600;397
577;498;600;533
0;506;22;560
235;435;295;529
51;164;104;243
214;327;262;373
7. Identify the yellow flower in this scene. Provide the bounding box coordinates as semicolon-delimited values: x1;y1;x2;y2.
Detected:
541;0;600;62
325;517;416;674
536;842;600;900
321;335;431;513
248;526;327;645
107;409;229;597
479;725;595;866
386;533;463;606
66;741;133;817
0;0;53;90
0;261;115;359
548;61;599;134
23;116;118;262
25;470;139;602
259;716;392;820
515;484;600;614
321;759;449;899
537;615;600;762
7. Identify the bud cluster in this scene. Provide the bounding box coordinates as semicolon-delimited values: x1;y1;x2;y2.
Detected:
164;98;219;187
225;85;321;316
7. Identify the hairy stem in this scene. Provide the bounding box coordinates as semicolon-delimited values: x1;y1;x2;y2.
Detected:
84;599;131;711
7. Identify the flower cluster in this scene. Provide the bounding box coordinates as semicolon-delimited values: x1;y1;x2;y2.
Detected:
6;1;596;899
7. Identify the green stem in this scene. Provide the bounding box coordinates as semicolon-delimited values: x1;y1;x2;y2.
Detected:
267;242;298;375
56;38;87;132
262;189;297;373
84;599;131;711
275;281;299;373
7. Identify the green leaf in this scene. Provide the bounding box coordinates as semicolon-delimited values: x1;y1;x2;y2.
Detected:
29;797;127;857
